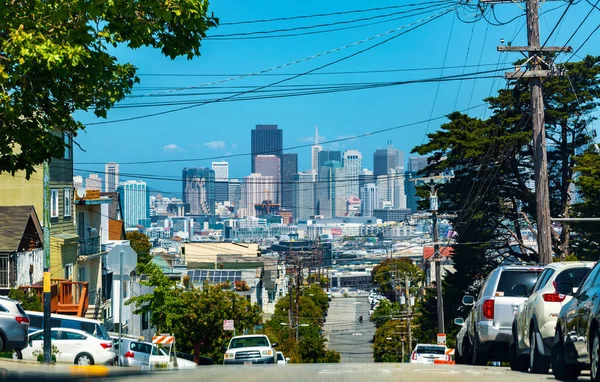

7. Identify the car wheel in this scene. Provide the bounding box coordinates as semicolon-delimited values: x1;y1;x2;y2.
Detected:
592;330;600;382
471;335;487;366
12;350;22;360
529;328;550;374
0;336;4;351
509;333;528;372
455;338;466;365
551;335;581;381
75;353;95;366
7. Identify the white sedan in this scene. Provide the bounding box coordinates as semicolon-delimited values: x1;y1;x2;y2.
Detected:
22;328;116;365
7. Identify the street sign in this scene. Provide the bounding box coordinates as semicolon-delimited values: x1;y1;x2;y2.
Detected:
437;333;446;345
223;320;235;331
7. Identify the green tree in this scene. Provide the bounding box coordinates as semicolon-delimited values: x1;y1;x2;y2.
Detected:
373;320;407;362
0;0;217;177
571;149;600;260
8;288;42;311
128;263;261;363
371;258;422;301
126;231;152;266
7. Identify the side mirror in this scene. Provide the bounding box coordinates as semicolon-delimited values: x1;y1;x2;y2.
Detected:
512;284;528;297
462;295;474;306
285;357;290;363
454;318;464;326
271;342;278;348
557;283;574;295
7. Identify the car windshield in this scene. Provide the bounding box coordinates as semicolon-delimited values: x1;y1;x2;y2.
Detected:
416;346;445;355
556;267;591;288
229;336;269;348
496;270;541;297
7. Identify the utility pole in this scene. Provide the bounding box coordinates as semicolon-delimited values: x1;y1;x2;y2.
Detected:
295;257;302;342
405;273;412;353
42;161;51;364
487;0;571;264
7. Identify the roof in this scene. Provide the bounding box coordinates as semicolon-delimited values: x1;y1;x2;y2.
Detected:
423;246;454;260
0;206;43;252
183;242;260;263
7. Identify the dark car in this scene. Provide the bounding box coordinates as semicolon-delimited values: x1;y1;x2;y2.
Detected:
552;261;600;381
0;296;30;354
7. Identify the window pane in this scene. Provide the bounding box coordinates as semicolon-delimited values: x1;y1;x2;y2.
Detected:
497;270;542;297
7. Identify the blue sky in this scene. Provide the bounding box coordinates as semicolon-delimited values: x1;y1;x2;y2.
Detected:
72;0;600;197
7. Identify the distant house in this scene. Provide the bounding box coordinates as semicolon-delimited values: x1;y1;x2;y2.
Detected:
0;206;44;291
423;245;455;285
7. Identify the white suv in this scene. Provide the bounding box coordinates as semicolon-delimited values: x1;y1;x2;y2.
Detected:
510;261;594;374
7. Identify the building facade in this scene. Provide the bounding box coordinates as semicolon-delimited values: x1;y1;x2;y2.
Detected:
243;173;275;218
360;183;378;217
316;161;344;218
343;150;362;199
254;155;281;203
118;180;149;229
373;141;404;177
280;153;297;210
105;162;119;192
311;126;322;173
86;174;102;190
293;170;316;222
182;167;215;215
251;124;282;173
212;161;229;182
406;156;429;213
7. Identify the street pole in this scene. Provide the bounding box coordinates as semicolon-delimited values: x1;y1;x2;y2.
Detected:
295;258;301;342
288;276;293;340
405;273;412;353
118;250;124;366
433;208;444;334
42;161;51;364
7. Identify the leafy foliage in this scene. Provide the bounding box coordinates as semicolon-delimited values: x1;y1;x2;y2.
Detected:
0;0;218;177
8;288;42;311
571;149;600;259
371;258;422;301
372;320;408;362
126;231;152;266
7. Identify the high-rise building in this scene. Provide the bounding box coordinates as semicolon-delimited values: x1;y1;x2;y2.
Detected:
215;181;229;203
360;183;378;217
317;150;341;174
406;156;429;212
376;171;395;209
293;170;316;221
228;179;242;212
359;169;375;190
316;160;344;218
85;174;102;190
343;150;362;199
281;153;298;210
243;173;275;217
254;155;281;203
311;126;322;173
212;161;229;182
251;124;282;173
118;180;149;228
105;162;119;192
374;140;404;177
182;168;215;215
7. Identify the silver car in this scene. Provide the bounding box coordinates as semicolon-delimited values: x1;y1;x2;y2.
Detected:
113;337;154;367
0;296;30;354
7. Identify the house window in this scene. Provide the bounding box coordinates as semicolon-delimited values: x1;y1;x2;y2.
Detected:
65;263;73;280
63;188;72;217
142;311;149;330
63;132;72;160
51;189;59;218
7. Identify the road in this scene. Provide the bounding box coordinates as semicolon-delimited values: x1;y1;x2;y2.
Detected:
323;296;375;363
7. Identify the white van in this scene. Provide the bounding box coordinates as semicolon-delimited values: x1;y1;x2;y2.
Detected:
26;311;111;340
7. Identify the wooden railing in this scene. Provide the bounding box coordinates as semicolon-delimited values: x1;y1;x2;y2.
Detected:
20;279;89;317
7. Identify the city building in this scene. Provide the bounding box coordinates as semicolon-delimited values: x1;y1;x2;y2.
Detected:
280;153;298;210
86;174;102;190
182;167;215;215
316;160;344;218
118;180;149;229
346;196;361;217
254;155;281;203
358;168;375;190
228;179;242;213
293;170;316;222
212;161;229;182
311;126;322;173
360;183;378;217
243;173;275;217
373;208;412;223
254;200;280;217
373;140;404;177
251;124;282;173
105;162;119;192
73;175;83;190
215;181;229;204
343;150;362;199
406;156;429;213
317;150;341;175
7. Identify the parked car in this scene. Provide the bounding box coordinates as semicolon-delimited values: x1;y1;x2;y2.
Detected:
453;317;469;364
511;261;594;374
409;344;449;364
463;265;543;365
21;328;116;365
276;351;289;365
27;311;110;340
112;336;197;369
0;296;30;356
552;261;600;381
223;334;277;365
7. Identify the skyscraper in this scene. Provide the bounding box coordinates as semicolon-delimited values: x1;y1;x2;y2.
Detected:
212;161;229;181
293;170;316;221
118;180;149;228
343;150;362;199
281;153;298;210
316;160;344;218
311;126;322;173
105;162;119;192
243;173;275;217
360;183;378;217
182;168;215;215
251;124;282;173
254;155;281;203
359;169;375;190
317;150;341;174
228;179;242;213
86;174;102;190
373;140;404;177
406;156;429;212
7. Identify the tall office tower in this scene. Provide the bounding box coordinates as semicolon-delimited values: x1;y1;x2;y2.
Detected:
315;160;344;218
360;183;379;217
227;179;242;212
182;168;215;215
243;173;275;217
343;150;362;199
405;156;429;212
359;168;375;190
311;126;323;173
317;149;342;174
212;161;229;181
254;155;281;203
105;162;119;192
376;171;395;209
118;180;149;228
251;124;282;173
86;174;102;190
73;176;83;190
293;170;316;221
394;170;407;209
373;140;404;177
214;181;229;203
281;153;298;210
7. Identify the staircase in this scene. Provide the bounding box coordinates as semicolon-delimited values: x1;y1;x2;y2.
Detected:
85;288;103;320
21;279;89;317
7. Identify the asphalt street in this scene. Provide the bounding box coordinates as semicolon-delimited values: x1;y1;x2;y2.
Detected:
323;296;375;363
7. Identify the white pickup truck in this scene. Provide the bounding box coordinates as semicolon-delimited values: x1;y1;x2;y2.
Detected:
223;335;278;365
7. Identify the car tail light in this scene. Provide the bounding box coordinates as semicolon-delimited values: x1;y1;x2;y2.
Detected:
100;342;112;349
124;351;134;358
482;299;494;319
15;316;29;325
543;293;566;302
412;352;417;360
